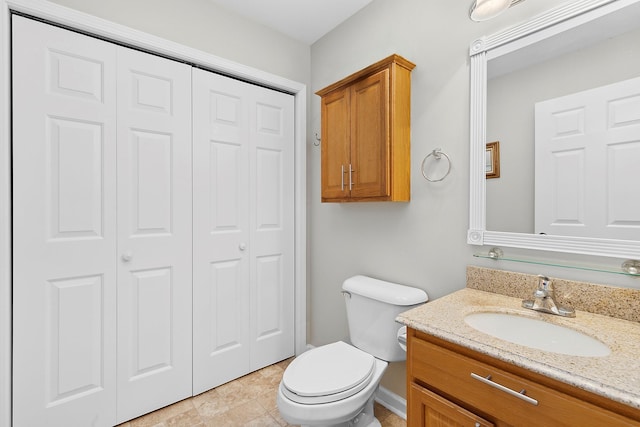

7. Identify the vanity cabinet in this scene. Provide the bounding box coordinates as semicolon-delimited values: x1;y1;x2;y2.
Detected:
316;54;415;202
407;328;640;427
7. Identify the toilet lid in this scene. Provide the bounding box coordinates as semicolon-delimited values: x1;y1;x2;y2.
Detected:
281;341;375;404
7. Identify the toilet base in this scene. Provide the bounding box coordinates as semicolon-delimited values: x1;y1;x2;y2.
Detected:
300;393;380;427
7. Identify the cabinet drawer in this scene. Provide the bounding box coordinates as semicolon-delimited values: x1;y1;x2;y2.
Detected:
409;383;494;427
411;338;636;427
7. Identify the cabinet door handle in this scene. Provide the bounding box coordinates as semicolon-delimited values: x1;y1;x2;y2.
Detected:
471;372;538;406
349;163;354;190
341;164;345;191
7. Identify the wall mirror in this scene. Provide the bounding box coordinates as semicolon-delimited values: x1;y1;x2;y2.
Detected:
468;0;640;259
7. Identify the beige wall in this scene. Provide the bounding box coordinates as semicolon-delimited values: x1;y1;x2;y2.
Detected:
308;0;640;398
48;0;310;84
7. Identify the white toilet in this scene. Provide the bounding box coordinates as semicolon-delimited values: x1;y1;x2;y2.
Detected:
277;275;428;427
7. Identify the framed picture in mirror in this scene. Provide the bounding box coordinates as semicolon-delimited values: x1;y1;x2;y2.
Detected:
485;141;500;179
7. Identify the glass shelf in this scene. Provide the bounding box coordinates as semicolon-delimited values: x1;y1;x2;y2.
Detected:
473;249;640;278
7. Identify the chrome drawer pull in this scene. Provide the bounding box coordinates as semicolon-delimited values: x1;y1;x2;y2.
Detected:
471;372;538;406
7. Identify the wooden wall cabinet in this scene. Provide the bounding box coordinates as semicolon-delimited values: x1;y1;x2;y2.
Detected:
316;54;415;202
407;328;640;427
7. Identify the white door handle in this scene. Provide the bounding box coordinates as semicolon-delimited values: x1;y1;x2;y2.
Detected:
121;251;133;262
239;243;247;251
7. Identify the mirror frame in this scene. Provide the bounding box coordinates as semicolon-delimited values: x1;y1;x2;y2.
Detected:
468;0;640;260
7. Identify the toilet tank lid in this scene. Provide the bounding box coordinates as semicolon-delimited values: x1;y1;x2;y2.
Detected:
342;275;428;306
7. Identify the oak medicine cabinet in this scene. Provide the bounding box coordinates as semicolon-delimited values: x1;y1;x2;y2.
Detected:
317;54;415;202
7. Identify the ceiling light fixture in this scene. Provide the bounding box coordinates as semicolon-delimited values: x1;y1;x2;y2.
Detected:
469;0;523;22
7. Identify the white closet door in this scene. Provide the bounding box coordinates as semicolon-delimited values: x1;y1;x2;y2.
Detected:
192;69;294;394
12;15;118;427
249;84;295;369
192;70;252;393
115;47;193;422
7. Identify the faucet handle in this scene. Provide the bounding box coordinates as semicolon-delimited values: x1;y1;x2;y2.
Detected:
523;274;575;317
537;274;550;288
534;275;552;298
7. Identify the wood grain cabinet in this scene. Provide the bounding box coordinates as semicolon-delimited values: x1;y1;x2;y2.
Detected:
316;54;415;202
407;328;640;427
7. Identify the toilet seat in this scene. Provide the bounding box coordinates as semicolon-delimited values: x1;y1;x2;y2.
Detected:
281;341;376;404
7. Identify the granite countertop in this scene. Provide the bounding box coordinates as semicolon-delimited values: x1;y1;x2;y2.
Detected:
396;288;640;410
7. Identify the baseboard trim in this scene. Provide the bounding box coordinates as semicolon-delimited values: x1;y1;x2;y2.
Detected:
375;386;407;420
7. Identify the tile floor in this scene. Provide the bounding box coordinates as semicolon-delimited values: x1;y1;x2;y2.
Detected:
118;358;406;427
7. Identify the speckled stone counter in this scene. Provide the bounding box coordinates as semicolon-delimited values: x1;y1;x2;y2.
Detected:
466;266;640;322
397;283;640;411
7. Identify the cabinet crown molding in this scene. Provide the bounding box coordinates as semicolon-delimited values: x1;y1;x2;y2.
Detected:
315;54;416;97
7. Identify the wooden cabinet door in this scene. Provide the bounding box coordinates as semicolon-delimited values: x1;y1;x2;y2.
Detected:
409;383;494;427
350;68;390;199
321;87;351;200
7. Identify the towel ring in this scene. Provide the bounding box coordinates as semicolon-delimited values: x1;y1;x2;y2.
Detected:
421;148;451;182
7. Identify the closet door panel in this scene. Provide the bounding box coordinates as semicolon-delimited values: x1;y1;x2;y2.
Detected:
193;69;252;394
193;69;295;393
250;88;295;368
116;47;193;422
12;16;118;427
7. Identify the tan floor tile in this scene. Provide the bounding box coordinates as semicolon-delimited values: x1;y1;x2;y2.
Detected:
276;357;294;371
225;400;269;424
128;419;166;427
256;387;279;413
258;364;284;379
194;394;233;419
191;387;219;408
374;402;406;426
202;412;237;427
118;359;405;427
374;402;394;421
165;408;205;427
244;413;283;426
214;378;246;397
268;409;295;427
382;414;407;427
128;398;194;427
235;373;280;401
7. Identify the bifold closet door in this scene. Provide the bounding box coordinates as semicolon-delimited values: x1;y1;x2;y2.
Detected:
115;45;193;423
12;15;118;427
12;15;193;426
192;69;295;394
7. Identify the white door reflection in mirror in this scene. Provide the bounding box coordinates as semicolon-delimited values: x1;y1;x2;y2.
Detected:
535;76;640;240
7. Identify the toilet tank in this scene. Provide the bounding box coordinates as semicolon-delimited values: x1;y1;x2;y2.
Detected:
342;275;428;362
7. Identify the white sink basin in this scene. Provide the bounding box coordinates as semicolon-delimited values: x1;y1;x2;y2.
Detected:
464;312;610;357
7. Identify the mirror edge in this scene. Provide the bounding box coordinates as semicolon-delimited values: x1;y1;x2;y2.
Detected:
468;0;640;260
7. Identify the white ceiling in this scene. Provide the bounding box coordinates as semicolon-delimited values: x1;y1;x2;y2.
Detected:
207;0;373;45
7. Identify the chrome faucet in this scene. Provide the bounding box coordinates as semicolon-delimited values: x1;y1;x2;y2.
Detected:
522;275;575;317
